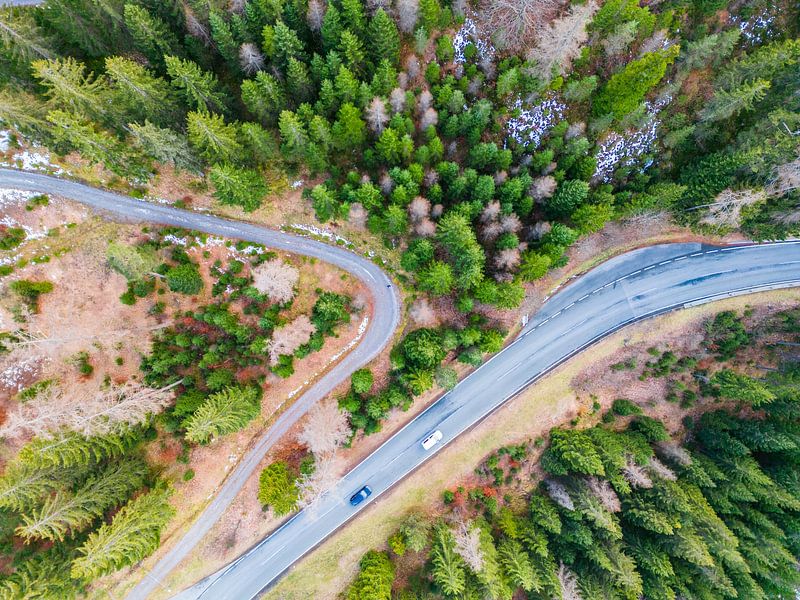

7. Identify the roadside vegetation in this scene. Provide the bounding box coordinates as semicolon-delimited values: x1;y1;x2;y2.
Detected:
0;0;798;595
342;306;800;599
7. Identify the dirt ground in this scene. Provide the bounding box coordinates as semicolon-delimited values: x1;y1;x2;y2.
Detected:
258;288;799;600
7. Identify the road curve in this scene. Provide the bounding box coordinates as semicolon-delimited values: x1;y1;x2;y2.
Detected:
176;240;800;600
0;168;402;600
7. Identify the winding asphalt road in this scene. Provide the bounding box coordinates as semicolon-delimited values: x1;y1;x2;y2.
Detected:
0;168;402;600
3;169;800;600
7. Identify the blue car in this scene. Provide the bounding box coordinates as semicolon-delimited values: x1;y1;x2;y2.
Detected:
349;485;372;506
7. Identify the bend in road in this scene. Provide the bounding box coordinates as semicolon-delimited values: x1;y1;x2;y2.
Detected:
0;168;402;600
178;240;800;600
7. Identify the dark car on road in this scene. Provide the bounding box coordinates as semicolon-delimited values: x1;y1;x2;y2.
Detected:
349;485;372;506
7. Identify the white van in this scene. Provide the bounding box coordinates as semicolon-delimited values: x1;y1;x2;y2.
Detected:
421;430;443;450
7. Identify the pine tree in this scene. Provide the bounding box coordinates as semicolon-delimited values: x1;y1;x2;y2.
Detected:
339;29;365;75
47;110;133;176
123;4;179;69
70;486;175;581
272;19;305;69
17;430;137;470
419;0;441;32
241;71;286;125
368;9;399;67
104;56;178;127
183;386;261;444
346;550;394;600
0;89;47;135
186;110;241;163
31;57;108;121
332;102;366;152
499;538;540;592
320;3;343;53
129;120;199;171
431;524;467;596
209;10;240;68
699;80;771;123
16;458;147;542
278;109;309;162
0;462;78;513
209;164;268;212
0;7;53;71
39;0;126;58
164;55;227;113
286;56;313;103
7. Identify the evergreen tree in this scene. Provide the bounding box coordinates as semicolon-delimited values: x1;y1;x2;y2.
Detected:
273;19;305;69
129;120;199;171
241;71;286;124
209;164;269;212
431;524;467;596
31;57;108;122
47;110;134;177
123;4;178;69
70;486;175;581
104;56;178;127
183;386;261;444
368;9;400;66
332;102;366;152
320;3;343;53
209;10;240;69
165;55;227;113
278;109;309;162
186;110;242;163
699;80;771;123
346;550;394;600
341;0;366;37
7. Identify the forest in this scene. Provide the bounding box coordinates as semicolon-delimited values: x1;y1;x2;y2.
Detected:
0;0;798;595
344;307;800;599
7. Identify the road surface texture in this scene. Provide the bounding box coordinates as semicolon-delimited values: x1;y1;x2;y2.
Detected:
0;168;402;599
175;240;800;600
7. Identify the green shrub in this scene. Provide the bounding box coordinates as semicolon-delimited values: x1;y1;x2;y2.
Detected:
611;398;642;416
10;280;54;312
167;263;203;295
257;461;298;516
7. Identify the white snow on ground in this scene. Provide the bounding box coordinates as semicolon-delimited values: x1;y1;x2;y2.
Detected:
453;18;495;64
506;96;566;149
0;129;65;175
0;188;47;244
0;131;9;152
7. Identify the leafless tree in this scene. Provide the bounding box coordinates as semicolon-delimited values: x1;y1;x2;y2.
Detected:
184;6;211;45
408;196;431;222
252;259;300;304
366;97;389;134
767;158;800;197
648;457;677;481
481;0;561;50
389;87;407;114
405;55;421;81
655;442;692;466
481;221;503;243
228;0;246;13
480;201;502;223
396;0;419;33
602;20;638;57
410;298;436;326
424;169;439;188
295;454;340;513
415;218;436;237
530;176;557;200
239;43;265;75
623;455;653;489
397;71;409;89
348;202;368;229
493;170;508;185
420;107;439;131
699;188;765;228
297;400;351;456
0;380;178;439
528;221;552;241
452;520;484;573
451;0;467;17
430;203;444;218
379;172;394;194
367;0;391;13
585;476;621;512
500;214;522;234
565;122;586;140
307;0;326;32
639;29;671;56
545;479;574;510
494;248;520;271
557;562;583;600
417;89;433;114
268;315;316;364
527;1;598;80
467;77;482;96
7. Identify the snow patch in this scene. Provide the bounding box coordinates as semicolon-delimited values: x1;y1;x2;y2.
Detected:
506;96;566;149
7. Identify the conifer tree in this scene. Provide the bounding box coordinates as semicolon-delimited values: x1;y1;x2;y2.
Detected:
165;55;227;113
123;4;179;69
31;57;108;122
241;71;286;124
209;164;268;212
70;486;175;581
104;56;178;126
183;386;261;444
186;110;242;163
209;10;240;69
320;3;343;53
368;9;400;67
129;120;199;171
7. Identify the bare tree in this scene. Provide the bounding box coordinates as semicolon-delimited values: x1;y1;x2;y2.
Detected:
431;203;444;218
239;43;265;75
585;476;621;512
655;441;692;466
494;248;520;271
405;55;421;81
623;455;653;489
565;122;586;140
420;107;439;130
397;71;409;89
410;298;436;326
415;218;436;237
528;221;552;240
295;454;340;512
530;176;557;200
500;214;522;234
452;520;484;573
366;97;389;134
184;5;211;45
602;20;638;57
527;1;598;80
297;400;351;456
252;259;300;304
481;221;504;243
307;0;326;32
545;479;574;510
767;158;800;197
379;172;394;194
0;380;178;439
481;0;561;50
408;196;431;222
481;201;502;223
557;562;583;600
389;87;407;113
639;29;671;56
648;457;677;481
699;188;765;228
228;0;246;13
267;315;315;364
417;89;433;114
348;202;368;229
396;0;419;33
425;169;439;188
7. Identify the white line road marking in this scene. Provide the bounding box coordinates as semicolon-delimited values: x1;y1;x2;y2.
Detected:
675;256;688;261
643;265;655;271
